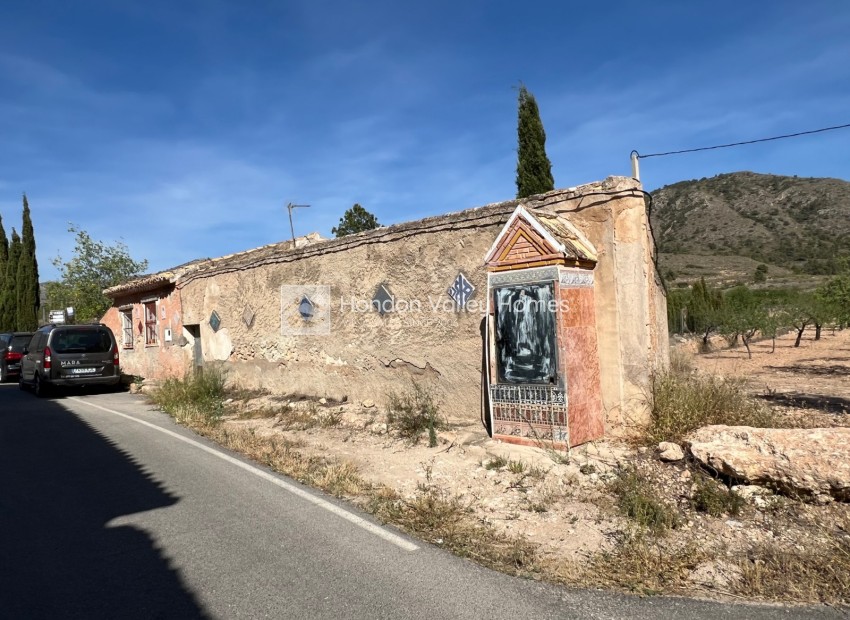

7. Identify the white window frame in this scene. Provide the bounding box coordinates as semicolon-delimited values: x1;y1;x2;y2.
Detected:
144;301;158;346
121;309;134;349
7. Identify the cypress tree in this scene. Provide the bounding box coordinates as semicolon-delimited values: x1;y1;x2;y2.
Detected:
515;85;555;199
0;215;8;330
16;194;40;330
2;230;21;330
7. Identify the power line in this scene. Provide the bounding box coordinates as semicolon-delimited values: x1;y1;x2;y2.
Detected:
634;122;850;159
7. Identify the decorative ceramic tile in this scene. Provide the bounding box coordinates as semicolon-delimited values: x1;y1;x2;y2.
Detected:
488;266;559;286
448;272;475;308
372;284;394;316
209;310;221;332
558;268;594;288
242;305;255;329
299;296;315;319
280;285;331;336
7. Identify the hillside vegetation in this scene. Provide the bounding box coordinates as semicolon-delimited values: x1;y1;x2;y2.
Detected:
650;172;850;277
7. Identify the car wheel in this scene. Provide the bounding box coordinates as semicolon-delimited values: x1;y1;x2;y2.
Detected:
0;364;7;383
33;375;49;398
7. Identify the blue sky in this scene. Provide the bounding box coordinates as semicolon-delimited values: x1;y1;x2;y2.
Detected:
1;1;848;280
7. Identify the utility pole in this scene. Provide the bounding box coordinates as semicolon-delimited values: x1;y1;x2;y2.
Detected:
286;202;311;243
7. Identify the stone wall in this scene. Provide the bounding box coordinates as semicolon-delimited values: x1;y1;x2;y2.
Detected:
168;176;666;432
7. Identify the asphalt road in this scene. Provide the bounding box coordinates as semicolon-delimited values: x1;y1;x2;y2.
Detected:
0;384;844;619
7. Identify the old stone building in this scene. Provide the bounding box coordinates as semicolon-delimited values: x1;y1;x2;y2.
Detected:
103;176;668;446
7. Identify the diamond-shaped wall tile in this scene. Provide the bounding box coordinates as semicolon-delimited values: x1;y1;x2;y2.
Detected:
372;284;394;316
209;310;221;332
242;305;255;329
448;272;475;308
299;296;315;320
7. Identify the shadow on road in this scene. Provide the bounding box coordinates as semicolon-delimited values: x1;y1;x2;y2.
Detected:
0;389;208;619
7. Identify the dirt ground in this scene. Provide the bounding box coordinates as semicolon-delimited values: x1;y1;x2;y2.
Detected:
689;327;850;426
217;326;850;601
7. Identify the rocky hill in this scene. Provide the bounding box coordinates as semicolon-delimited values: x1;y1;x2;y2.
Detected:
650;172;850;279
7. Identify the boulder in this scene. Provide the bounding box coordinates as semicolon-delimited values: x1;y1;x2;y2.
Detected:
657;441;685;462
686;426;850;502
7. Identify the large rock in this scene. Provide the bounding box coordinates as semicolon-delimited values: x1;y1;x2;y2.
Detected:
657;441;684;462
686;426;850;502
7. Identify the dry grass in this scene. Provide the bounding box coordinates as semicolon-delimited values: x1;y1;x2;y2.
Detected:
735;517;850;604
151;367;226;425
385;381;445;445
365;470;539;575
690;475;745;517
646;372;778;445
737;543;850;603
587;534;707;595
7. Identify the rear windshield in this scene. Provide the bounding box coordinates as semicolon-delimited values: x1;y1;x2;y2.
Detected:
10;335;32;349
51;329;113;354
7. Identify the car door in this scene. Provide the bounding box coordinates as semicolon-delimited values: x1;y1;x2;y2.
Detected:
21;332;44;382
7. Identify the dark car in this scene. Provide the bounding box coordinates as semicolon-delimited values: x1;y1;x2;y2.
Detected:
1;332;34;382
19;324;121;397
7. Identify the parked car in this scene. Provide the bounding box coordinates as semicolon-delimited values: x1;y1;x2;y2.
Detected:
0;332;34;382
19;324;121;397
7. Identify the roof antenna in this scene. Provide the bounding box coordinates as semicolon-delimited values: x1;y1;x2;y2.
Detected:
286;202;311;243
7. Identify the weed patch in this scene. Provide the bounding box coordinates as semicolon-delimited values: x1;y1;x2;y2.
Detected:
151;367;226;426
366;473;538;574
736;528;850;604
386;381;445;444
587;533;706;595
609;469;679;533
646;373;777;445
484;455;508;470
690;475;745;517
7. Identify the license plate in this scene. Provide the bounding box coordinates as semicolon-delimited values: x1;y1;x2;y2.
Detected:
70;368;98;375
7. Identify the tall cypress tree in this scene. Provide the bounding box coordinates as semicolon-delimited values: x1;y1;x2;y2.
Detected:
515;85;555;199
2;230;21;330
0;214;8;330
16;194;40;330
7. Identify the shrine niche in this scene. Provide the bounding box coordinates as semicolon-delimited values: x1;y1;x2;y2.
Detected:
484;206;604;448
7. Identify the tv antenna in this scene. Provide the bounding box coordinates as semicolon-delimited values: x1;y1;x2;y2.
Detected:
286;202;311;243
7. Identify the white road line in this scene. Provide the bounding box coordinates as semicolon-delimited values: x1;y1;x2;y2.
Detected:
67;396;419;552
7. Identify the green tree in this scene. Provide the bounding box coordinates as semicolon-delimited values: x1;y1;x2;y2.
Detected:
515;85;554;198
0;214;8;329
16;194;40;331
689;277;724;350
50;225;148;322
783;291;814;348
331;203;380;238
1;230;21;330
818;275;850;329
721;286;765;359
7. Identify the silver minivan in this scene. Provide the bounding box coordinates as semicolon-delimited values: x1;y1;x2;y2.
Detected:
19;324;121;397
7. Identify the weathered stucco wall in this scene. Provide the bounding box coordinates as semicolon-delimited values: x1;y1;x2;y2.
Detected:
179;216;503;420
102;286;190;380
169;176;667;432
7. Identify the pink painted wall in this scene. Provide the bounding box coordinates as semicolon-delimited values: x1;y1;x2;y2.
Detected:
101;284;189;381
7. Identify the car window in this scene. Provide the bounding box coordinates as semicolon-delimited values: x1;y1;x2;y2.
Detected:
51;329;113;354
10;335;32;349
31;333;45;354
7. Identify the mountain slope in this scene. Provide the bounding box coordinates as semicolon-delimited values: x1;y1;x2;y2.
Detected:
650;172;850;275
